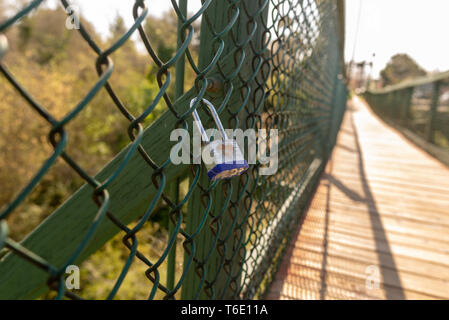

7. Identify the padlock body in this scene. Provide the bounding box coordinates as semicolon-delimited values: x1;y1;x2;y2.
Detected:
202;139;249;181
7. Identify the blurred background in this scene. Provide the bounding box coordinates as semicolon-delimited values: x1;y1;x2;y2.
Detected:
0;0;204;299
345;0;449;90
1;0;448;299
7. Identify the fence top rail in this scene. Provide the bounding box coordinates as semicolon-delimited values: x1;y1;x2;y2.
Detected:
368;70;449;94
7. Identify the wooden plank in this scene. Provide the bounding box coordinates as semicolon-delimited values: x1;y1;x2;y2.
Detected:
279;256;445;299
288;241;449;282
299;221;449;258
268;278;378;300
269;264;437;300
306;207;449;244
312;190;449;226
318;169;449;195
297;215;449;266
295;231;449;272
312;191;449;222
268;96;449;300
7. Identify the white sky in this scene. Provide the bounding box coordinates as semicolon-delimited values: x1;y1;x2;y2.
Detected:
41;0;449;78
46;0;200;36
43;0;201;49
345;0;449;77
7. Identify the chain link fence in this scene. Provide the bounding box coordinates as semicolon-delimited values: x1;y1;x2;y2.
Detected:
365;72;449;167
0;0;347;299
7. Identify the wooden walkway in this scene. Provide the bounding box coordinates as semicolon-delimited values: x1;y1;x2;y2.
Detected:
267;96;449;300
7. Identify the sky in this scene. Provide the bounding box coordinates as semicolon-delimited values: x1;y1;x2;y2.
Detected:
345;0;449;77
45;0;201;37
42;0;201;51
41;0;449;78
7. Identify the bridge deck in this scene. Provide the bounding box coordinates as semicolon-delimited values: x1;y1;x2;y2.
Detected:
267;97;449;300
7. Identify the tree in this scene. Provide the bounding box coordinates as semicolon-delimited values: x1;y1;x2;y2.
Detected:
144;11;178;63
144;11;200;63
109;14;127;41
380;54;427;86
0;0;7;21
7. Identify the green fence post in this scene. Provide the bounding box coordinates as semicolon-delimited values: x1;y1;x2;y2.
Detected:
166;180;179;291
181;0;235;300
427;81;442;143
181;0;269;300
166;0;188;293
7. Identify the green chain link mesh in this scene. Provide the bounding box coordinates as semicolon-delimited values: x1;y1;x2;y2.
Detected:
0;0;347;300
365;73;449;163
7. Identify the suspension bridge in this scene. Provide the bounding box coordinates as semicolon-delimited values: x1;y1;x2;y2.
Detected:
267;96;449;299
0;0;448;300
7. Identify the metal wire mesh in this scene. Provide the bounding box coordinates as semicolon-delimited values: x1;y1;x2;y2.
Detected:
0;0;346;300
365;73;449;164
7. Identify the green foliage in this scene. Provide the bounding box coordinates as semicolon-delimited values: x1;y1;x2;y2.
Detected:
0;3;200;299
77;222;182;300
435;130;449;149
143;11;200;91
380;54;427;86
144;11;178;63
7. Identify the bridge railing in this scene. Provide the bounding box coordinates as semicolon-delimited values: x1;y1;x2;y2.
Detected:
0;0;347;299
365;71;449;166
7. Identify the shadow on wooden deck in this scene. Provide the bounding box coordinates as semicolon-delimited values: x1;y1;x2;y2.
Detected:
266;97;449;300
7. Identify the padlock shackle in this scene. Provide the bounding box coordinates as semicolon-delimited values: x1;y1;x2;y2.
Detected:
190;98;228;143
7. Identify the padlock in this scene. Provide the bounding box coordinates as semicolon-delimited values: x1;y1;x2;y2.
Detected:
190;98;249;181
